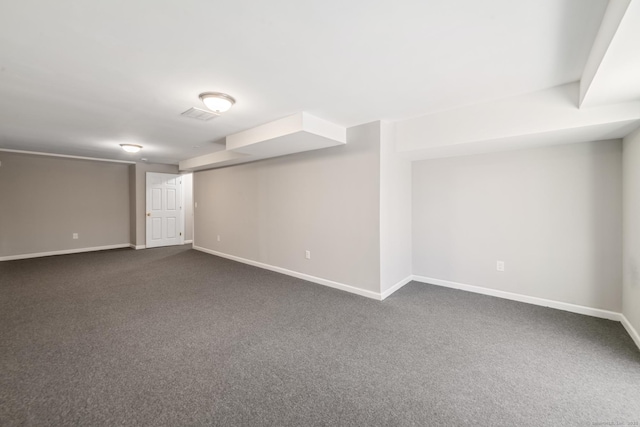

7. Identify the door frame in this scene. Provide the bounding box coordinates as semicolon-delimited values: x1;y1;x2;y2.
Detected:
145;172;184;248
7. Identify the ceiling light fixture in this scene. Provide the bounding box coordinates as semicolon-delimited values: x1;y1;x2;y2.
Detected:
120;144;142;153
199;92;236;113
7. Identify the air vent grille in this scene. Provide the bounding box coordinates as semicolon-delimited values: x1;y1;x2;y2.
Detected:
181;107;219;121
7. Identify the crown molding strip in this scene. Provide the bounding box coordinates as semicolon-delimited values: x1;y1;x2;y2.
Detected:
0;148;137;164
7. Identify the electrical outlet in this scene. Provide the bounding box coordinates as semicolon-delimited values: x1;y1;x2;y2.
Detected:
217;235;221;242
73;233;78;240
496;260;505;272
305;250;311;260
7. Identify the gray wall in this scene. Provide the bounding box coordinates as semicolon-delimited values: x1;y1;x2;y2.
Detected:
132;162;179;247
623;128;640;335
379;121;412;292
194;121;381;293
412;140;623;311
0;152;130;258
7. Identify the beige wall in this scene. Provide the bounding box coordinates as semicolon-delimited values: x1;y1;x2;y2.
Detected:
194;121;381;293
0;152;130;258
412;140;623;311
182;173;193;242
623;128;640;336
128;164;136;244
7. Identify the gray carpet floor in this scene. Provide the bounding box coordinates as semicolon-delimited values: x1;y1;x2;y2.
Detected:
1;245;639;426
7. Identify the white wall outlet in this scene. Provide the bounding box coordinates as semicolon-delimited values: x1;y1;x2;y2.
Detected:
217;235;221;242
496;260;505;272
195;202;198;208
305;250;311;260
73;233;78;240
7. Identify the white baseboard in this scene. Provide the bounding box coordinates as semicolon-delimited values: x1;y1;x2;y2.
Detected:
129;242;191;250
381;276;413;300
621;315;640;351
193;245;382;300
412;275;623;321
0;243;131;261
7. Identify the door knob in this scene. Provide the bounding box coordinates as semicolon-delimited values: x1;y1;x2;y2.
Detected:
147;213;151;216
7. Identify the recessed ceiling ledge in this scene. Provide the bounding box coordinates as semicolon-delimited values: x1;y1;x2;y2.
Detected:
179;112;346;172
226;112;346;156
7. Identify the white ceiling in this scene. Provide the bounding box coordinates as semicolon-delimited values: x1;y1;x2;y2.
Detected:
0;0;609;163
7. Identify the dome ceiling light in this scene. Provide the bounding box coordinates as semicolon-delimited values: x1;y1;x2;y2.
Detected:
120;144;142;153
199;92;236;113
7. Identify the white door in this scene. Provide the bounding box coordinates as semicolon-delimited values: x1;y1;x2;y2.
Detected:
146;172;183;248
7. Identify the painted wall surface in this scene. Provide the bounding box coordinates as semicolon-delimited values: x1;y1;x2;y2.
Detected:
182;173;193;242
0;152;130;257
128;164;137;244
623;127;640;335
379;121;412;293
194;122;381;293
133;162;179;247
412;140;623;311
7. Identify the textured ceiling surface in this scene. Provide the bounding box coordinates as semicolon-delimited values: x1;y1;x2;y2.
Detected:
0;0;608;163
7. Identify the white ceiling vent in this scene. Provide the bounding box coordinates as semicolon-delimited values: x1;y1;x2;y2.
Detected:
181;107;219;121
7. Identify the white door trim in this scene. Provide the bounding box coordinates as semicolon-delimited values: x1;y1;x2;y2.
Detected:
146;172;184;248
